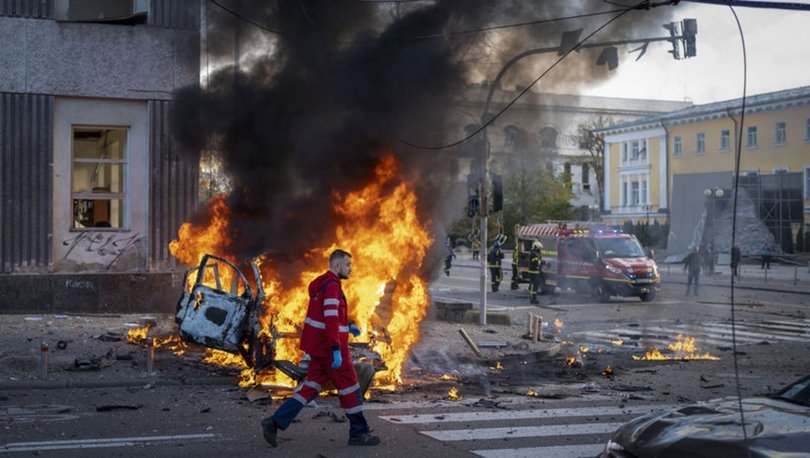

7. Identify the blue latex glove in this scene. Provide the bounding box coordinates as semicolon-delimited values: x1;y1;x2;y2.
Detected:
349;323;361;337
331;349;343;369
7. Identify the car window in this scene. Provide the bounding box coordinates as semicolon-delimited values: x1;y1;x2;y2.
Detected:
594;238;645;258
778;377;810;407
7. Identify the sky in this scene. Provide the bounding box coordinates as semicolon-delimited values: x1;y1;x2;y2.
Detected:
581;1;810;104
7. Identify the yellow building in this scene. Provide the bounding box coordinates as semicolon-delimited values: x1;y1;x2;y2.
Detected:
600;86;810;254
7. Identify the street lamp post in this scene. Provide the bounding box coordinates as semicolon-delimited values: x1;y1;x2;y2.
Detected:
702;188;724;267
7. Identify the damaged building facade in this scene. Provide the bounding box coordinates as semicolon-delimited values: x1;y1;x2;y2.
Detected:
0;0;200;312
446;85;690;217
600;86;810;257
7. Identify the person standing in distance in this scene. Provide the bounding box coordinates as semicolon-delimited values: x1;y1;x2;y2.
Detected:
261;249;380;447
683;245;702;296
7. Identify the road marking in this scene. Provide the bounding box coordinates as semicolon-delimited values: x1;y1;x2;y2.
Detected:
420;422;625;441
0;434;216;453
473;443;605;458
379;404;669;424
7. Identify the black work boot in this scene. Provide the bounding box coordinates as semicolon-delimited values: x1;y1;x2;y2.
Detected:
261;417;278;447
348;432;381;446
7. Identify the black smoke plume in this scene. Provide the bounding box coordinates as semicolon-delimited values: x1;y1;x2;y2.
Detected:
171;0;676;280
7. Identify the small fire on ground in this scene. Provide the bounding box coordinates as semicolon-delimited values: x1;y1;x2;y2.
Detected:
126;324;187;356
446;386;462;401
632;335;719;361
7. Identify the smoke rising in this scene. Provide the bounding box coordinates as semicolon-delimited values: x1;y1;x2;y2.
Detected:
172;0;676;278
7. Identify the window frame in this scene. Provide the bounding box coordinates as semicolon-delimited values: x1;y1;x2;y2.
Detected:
696;132;705;154
720;129;731;152
673;136;682;156
747;125;758;148
775;121;787;145
70;125;129;231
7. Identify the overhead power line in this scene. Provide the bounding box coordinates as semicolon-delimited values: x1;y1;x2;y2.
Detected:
682;0;810;10
208;0;282;35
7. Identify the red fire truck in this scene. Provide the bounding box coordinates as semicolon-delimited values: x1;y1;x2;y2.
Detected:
512;222;660;302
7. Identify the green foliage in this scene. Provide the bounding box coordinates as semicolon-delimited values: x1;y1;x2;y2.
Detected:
502;166;574;232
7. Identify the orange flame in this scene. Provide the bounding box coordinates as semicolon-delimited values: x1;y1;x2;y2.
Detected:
439;374;459;381
527;390;540;397
602;365;614;377
447;386;462;401
632;335;720;361
169;154;432;387
489;361;504;371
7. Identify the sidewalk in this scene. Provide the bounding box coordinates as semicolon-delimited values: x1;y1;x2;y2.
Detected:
659;262;810;295
0;313;235;390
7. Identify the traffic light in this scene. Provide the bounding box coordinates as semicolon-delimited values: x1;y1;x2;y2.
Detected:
682;19;697;58
664;19;697;60
468;193;480;218
492;175;503;213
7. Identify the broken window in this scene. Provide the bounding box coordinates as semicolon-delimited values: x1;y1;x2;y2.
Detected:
71;127;127;229
54;0;148;25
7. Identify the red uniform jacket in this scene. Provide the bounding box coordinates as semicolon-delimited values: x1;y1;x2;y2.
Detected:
300;271;350;357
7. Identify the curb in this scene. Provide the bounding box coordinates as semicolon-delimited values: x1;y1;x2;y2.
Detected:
0;375;236;391
661;275;810;296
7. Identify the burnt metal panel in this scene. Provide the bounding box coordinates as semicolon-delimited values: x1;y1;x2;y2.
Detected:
0;0;53;18
0;92;53;273
148;99;199;268
148;0;199;29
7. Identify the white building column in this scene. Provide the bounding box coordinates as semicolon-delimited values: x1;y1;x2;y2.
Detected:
658;136;667;211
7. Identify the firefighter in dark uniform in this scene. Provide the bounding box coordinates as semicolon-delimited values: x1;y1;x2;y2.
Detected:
487;241;504;292
528;241;543;304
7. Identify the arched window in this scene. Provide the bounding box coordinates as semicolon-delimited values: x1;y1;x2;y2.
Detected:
503;125;527;153
539;127;558;149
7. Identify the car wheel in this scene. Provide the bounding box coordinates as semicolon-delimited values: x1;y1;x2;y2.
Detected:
640;289;656;302
591;284;610;303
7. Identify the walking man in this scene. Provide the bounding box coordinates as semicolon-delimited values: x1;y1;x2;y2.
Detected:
683;245;702;296
443;237;455;276
487;241;504;292
730;243;741;278
471;238;480;261
761;242;772;269
528;241;543;304
261;249;380;447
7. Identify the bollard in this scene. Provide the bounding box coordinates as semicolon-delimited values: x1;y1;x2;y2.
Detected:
533;315;543;343
40;342;49;379
146;337;155;375
527;312;534;337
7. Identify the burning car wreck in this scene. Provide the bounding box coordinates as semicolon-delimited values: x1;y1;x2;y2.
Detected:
602;375;810;458
175;253;385;389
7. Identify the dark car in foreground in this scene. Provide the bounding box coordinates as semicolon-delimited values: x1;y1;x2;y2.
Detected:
603;375;810;458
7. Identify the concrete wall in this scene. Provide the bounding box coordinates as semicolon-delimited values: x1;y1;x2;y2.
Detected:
0;17;198;100
0;272;183;313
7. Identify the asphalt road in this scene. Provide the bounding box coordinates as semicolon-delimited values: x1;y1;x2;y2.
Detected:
1;259;808;457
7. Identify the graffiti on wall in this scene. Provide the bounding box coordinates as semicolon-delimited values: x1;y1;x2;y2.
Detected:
62;232;143;270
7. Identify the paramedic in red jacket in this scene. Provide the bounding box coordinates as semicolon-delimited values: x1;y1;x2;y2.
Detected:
261;249;381;447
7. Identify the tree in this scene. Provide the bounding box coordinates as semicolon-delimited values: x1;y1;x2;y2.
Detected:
502;165;574;233
573;114;614;211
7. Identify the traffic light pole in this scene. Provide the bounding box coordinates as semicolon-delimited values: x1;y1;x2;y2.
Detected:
479;130;489;326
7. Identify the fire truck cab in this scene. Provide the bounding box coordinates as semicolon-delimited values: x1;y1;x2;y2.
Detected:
513;222;660;302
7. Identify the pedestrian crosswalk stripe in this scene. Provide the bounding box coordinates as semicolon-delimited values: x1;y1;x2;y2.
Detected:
472;443;605;458
379;404;669;425
420;422;625;441
702;322;808;340
575;321;810;348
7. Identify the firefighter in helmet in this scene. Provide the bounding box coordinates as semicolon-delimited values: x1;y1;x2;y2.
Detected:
528;241;544;304
487;240;504;292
